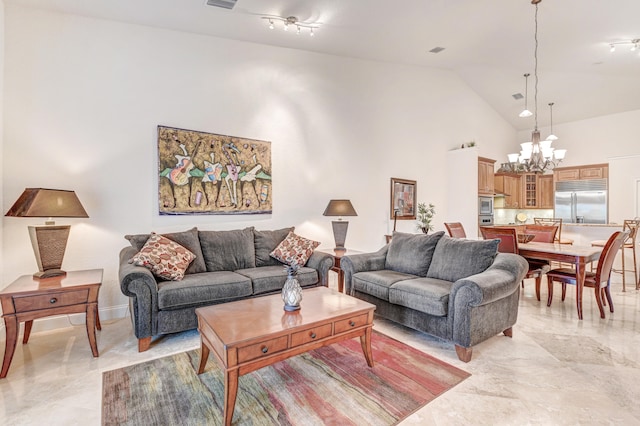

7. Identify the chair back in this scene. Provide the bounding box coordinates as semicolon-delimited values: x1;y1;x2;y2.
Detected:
480;227;518;254
534;217;563;243
595;231;630;286
445;222;466;238
523;224;558;243
622;219;640;245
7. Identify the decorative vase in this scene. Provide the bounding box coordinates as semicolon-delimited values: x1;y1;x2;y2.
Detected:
421;227;429;234
282;265;303;311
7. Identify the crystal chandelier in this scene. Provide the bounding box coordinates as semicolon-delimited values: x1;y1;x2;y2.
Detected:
501;0;567;175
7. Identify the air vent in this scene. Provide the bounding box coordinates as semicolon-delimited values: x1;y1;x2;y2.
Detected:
429;47;445;54
512;93;524;100
206;0;236;9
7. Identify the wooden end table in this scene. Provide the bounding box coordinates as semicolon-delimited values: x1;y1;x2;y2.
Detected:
0;269;103;378
195;287;375;426
316;248;363;293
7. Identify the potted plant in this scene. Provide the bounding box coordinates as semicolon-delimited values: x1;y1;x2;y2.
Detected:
416;202;436;234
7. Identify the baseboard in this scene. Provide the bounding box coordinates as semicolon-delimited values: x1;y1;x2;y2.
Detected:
0;304;129;334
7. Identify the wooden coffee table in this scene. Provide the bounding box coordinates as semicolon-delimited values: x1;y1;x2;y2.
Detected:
195;286;376;426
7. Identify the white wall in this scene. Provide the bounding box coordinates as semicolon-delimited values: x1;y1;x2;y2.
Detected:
1;6;516;317
0;0;4;278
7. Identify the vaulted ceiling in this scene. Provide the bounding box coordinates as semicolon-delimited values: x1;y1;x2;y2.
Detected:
7;0;640;130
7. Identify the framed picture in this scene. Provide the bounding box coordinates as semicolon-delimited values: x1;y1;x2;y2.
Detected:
390;178;416;220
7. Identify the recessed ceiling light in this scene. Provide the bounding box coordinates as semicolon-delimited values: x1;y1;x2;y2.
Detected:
429;47;445;54
512;93;524;100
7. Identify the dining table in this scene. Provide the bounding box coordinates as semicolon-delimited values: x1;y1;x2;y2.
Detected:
518;241;603;320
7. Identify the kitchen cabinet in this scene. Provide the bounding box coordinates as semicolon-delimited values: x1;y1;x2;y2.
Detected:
554;164;608;181
538;175;554;209
520;173;554;209
494;174;521;208
478;157;496;196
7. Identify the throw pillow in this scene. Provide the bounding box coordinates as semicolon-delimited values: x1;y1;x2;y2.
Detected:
426;235;499;282
198;227;256;272
124;227;206;275
385;231;445;276
129;233;196;281
254;227;295;267
270;231;320;266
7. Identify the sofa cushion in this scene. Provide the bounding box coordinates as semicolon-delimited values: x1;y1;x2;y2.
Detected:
384;231;445;276
427;235;499;282
157;271;252;309
254;227;294;267
352;270;418;301
270;231;320;266
125;227;206;275
388;277;453;317
129;233;196;281
236;266;319;295
199;227;256;272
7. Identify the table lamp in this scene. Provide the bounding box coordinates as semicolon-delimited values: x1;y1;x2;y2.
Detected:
323;199;357;250
5;188;89;279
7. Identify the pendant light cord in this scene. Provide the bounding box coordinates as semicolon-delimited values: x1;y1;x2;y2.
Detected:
533;3;539;131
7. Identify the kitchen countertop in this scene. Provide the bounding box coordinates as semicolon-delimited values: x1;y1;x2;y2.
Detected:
562;223;621;227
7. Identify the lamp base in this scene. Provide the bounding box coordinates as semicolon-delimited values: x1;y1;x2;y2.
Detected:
331;220;349;250
33;269;67;279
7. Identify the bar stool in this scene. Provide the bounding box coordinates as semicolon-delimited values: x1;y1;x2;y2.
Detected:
590;219;639;292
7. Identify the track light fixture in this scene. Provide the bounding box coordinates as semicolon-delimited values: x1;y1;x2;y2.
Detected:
261;16;318;36
609;39;640;54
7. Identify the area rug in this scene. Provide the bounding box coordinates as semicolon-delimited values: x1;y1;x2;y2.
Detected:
102;331;469;425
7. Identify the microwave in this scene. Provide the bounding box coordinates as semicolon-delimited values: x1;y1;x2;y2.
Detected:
478;196;494;215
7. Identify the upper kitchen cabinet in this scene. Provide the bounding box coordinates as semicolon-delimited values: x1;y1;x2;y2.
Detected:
478;157;496;196
521;173;554;209
494;173;521;208
554;164;609;182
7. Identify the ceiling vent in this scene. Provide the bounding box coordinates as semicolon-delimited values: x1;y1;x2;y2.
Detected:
206;0;237;9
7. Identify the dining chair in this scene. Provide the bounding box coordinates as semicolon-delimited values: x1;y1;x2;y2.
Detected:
590;219;639;292
480;226;549;301
546;230;628;319
534;217;573;245
444;222;466;238
523;224;559;243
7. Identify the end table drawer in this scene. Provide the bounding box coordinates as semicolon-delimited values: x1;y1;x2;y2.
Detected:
13;289;89;312
290;323;332;347
237;335;289;363
334;313;370;334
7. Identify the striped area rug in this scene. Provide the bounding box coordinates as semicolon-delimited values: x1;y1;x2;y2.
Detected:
102;331;469;425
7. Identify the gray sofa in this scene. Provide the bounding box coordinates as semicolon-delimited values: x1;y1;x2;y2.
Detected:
341;231;528;362
119;226;333;351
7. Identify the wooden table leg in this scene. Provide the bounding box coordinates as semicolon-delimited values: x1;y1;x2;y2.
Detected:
85;303;99;357
359;327;374;367
23;320;33;344
224;368;239;426
337;269;344;293
1;316;19;379
198;340;210;374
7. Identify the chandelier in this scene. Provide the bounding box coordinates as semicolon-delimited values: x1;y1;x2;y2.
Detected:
502;0;567;175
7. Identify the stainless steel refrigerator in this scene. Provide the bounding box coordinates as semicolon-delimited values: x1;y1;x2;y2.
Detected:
554;179;608;224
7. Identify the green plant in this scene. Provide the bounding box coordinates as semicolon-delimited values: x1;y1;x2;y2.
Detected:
416;202;436;232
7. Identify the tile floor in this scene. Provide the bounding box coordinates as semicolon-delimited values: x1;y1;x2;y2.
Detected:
1;273;640;425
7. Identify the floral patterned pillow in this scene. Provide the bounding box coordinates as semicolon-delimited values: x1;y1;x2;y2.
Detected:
270;231;320;266
129;233;195;281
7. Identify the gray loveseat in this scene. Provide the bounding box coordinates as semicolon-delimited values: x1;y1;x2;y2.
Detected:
341;231;528;362
119;226;333;351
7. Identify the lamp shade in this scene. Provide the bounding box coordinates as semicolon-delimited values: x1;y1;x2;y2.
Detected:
5;188;89;218
322;199;357;217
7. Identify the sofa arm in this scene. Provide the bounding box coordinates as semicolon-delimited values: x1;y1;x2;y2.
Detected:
340;245;389;295
306;251;334;287
119;246;160;339
450;253;528;306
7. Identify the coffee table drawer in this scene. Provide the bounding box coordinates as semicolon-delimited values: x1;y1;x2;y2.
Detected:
290;323;332;347
13;289;89;312
334;313;370;334
237;335;289;363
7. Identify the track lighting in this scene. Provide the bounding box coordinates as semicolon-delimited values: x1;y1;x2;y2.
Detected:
519;73;533;118
261;16;319;36
608;38;640;54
